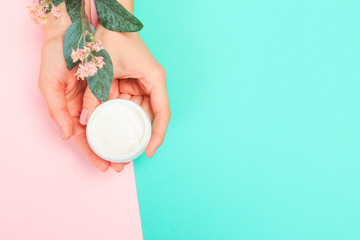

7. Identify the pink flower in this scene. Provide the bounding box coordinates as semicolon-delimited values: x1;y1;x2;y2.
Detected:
28;1;47;25
51;5;61;18
71;48;90;63
95;56;105;69
71;33;106;80
87;40;104;52
28;1;62;24
75;61;98;80
71;49;81;62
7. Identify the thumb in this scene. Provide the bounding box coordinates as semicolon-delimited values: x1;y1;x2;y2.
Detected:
38;81;74;140
80;85;101;125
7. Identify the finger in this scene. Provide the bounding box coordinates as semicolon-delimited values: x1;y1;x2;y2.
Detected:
130;95;143;105
118;93;132;100
109;79;121;99
118;78;145;95
72;120;110;172
81;79;121;125
38;80;74;140
141;95;154;122
110;162;128;172
145;84;171;158
80;85;101;125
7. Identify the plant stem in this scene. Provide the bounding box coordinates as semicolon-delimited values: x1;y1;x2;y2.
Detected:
81;0;92;33
77;33;84;49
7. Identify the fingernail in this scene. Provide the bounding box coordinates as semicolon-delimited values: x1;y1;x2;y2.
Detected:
59;127;64;139
149;149;157;158
99;164;109;172
112;166;124;173
79;108;88;125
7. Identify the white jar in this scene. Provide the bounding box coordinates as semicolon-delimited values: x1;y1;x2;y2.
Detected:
86;99;151;163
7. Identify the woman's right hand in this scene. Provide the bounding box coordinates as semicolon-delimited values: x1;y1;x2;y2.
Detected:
80;24;171;159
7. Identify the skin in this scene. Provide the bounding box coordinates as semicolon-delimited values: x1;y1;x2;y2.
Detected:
81;25;171;159
38;2;170;172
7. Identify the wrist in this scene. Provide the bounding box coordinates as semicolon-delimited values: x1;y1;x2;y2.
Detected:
96;23;140;40
116;0;134;14
43;1;92;40
43;3;71;39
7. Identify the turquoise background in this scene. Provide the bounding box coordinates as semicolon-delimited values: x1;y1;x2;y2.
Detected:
134;0;360;239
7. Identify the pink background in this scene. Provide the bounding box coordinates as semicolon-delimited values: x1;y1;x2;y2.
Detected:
0;1;143;239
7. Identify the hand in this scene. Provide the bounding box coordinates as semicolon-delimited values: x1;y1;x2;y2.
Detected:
38;4;124;172
80;24;171;158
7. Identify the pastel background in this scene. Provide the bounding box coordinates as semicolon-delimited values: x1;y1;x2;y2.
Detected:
2;0;360;240
0;1;142;239
135;0;360;239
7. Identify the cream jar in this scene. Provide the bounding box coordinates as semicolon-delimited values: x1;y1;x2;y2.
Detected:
86;99;151;163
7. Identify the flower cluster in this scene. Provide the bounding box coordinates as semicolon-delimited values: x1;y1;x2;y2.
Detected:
71;38;105;80
28;0;61;25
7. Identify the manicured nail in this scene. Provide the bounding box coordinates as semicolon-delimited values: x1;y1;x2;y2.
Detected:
59;127;65;139
79;108;88;125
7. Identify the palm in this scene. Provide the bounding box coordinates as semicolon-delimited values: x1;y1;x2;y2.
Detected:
39;37;111;171
117;78;154;122
90;29;157;120
82;26;170;158
40;37;85;117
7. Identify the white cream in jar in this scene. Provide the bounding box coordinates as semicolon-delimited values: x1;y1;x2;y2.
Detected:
86;99;151;163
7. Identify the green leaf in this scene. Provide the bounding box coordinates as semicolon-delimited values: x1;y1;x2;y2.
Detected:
64;19;95;70
94;0;143;32
44;0;64;13
52;0;64;6
65;0;81;22
87;50;114;102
